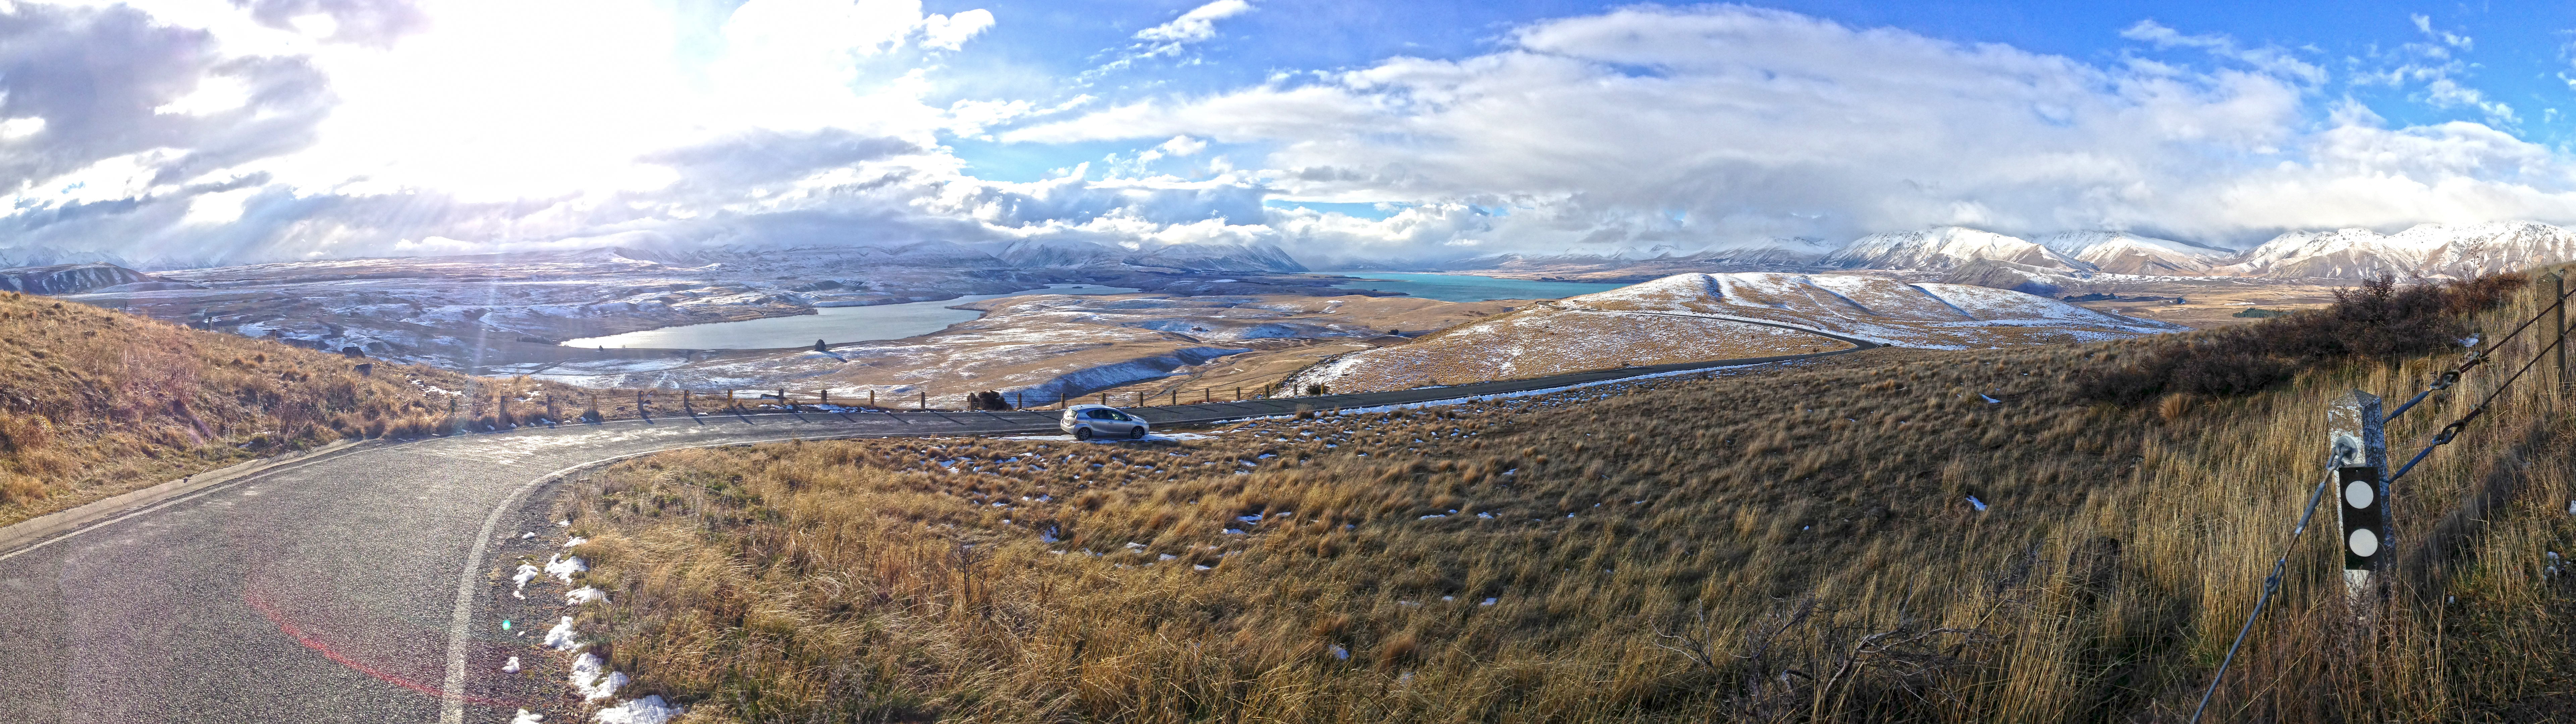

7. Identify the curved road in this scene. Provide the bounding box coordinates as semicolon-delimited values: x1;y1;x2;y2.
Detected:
0;338;1876;723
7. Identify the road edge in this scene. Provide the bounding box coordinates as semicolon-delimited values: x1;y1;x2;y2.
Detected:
0;439;370;557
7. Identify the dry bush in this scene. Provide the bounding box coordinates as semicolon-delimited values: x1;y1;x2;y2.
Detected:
553;270;2576;723
2083;274;2527;404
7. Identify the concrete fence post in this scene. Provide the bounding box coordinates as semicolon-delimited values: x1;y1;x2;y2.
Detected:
2328;389;2391;614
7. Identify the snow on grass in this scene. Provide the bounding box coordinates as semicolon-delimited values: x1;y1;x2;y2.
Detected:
503;656;522;673
569;652;629;701
511;710;543;724
593;696;682;724
545;553;588;584
544;616;582;651
567;586;607;605
563;537;589;548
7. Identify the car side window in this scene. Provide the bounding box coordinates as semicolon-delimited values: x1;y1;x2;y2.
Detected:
1087;409;1113;419
1106;411;1130;421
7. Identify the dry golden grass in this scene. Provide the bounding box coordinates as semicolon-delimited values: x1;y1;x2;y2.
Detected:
0;292;641;527
550;272;2576;723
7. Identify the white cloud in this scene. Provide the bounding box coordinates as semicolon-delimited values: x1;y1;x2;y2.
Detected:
920;8;994;50
0;117;44;141
13;1;2576;268
1009;5;2576;253
1134;0;1251;45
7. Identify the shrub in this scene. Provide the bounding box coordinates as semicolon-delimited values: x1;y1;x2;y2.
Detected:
2080;274;2525;404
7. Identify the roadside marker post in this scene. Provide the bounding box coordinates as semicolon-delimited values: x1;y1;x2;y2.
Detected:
2549;270;2568;388
2328;389;2392;612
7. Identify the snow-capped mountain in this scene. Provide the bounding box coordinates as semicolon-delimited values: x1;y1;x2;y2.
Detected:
1940;258;2087;297
1442;237;1838;271
0;263;159;295
2033;231;2235;275
2222;222;2576;279
1825;227;2084;272
999;239;1123;268
1126;241;1309;272
994;239;1306;273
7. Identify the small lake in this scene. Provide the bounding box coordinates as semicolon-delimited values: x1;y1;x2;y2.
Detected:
1329;272;1632;302
559;284;1143;350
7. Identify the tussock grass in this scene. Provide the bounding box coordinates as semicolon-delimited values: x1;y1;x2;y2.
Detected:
0;292;624;526
555;272;2576;723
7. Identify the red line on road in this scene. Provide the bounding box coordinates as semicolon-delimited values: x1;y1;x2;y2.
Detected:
243;591;519;708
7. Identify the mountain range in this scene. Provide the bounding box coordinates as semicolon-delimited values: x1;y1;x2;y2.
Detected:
10;219;2576;287
1424;222;2576;281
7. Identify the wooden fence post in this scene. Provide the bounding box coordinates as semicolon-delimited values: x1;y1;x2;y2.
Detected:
1098;393;1108;407
870;390;876;408
1136;390;1144;408
819;389;829;407
2328;389;2391;613
919;391;926;411
1171;389;1178;406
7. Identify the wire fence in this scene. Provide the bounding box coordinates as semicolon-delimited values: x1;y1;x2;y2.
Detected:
431;376;1341;424
2190;270;2575;724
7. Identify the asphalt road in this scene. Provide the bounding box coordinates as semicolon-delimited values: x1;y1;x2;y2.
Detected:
0;339;1874;723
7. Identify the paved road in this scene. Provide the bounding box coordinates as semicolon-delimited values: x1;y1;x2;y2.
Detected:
0;340;1873;723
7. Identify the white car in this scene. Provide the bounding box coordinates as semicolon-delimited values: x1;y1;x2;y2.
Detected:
1060;404;1149;440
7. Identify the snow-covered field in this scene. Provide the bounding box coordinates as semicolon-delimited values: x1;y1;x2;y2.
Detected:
1292;272;2180;393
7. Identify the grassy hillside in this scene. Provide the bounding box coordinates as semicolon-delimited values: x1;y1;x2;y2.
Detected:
0;292;619;527
533;272;2574;722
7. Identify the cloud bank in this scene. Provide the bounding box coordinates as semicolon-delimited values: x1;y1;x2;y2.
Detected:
5;2;2576;268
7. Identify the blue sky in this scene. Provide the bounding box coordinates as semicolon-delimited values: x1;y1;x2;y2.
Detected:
919;0;2576;177
5;0;2576;266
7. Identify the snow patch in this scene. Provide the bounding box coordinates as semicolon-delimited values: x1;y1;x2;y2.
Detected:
593;696;682;724
543;616;582;651
569;652;629;701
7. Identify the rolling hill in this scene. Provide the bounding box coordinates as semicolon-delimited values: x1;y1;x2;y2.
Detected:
1289;272;2179;393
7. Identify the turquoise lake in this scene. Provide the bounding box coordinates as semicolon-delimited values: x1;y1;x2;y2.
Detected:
558;284;1143;350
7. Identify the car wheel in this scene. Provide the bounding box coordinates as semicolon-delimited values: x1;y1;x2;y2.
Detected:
1074;427;1093;440
1128;426;1147;439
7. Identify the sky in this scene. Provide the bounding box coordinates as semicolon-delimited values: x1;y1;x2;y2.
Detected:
4;0;2576;267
